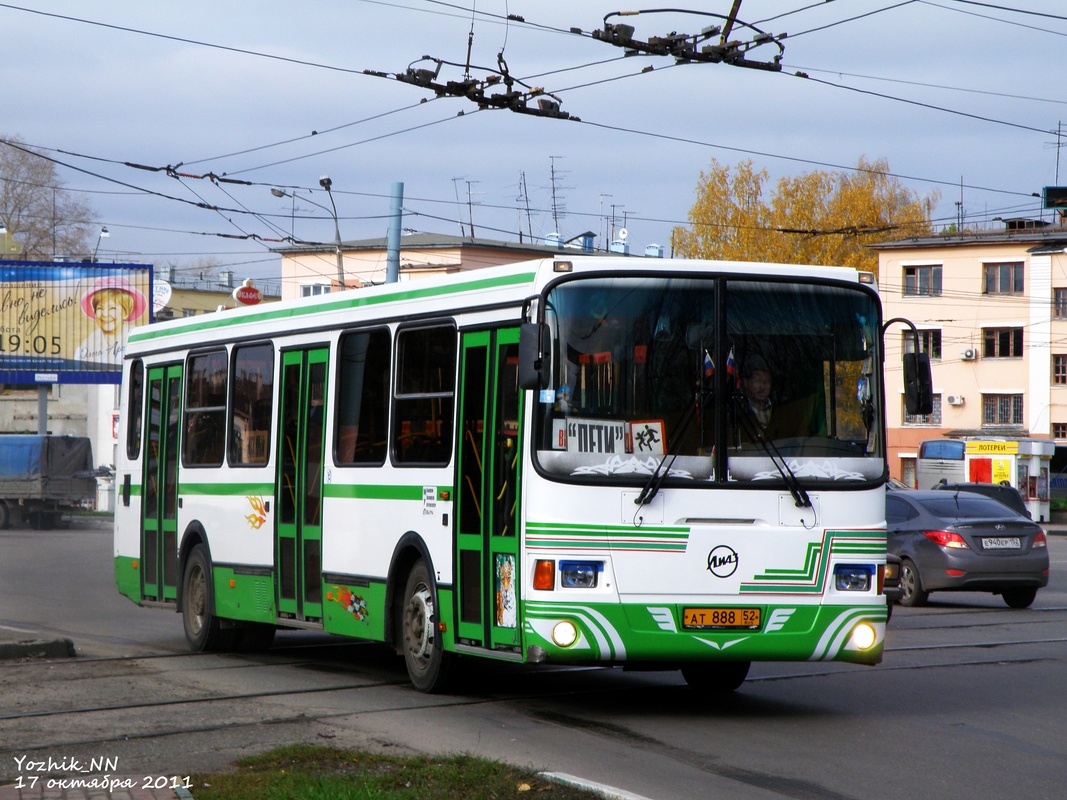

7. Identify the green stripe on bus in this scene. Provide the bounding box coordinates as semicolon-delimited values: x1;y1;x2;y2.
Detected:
180;483;275;496
741;529;885;594
527;519;690;552
174;483;450;500
324;484;446;501
129;271;538;344
528;521;690;534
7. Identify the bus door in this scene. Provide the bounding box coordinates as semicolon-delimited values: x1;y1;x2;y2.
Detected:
275;348;329;622
455;329;523;651
142;364;182;603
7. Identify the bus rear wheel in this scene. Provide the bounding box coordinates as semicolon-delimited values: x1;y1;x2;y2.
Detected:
400;559;453;693
681;661;751;693
182;545;230;652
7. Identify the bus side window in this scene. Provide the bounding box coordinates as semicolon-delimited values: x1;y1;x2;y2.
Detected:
126;360;145;460
184;350;227;467
230;343;274;466
335;328;391;465
393;325;456;465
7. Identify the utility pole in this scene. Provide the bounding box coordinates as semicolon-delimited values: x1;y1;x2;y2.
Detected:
599;194;613;250
549;156;567;233
452;178;468;237
465;180;480;239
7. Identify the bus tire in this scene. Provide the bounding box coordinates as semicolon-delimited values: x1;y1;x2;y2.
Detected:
681;660;750;693
182;544;230;652
400;559;453;693
898;558;928;607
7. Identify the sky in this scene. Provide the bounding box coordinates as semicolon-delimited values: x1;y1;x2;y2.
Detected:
2;0;1065;287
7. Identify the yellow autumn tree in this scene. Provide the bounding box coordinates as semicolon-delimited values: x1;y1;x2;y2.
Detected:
671;157;940;273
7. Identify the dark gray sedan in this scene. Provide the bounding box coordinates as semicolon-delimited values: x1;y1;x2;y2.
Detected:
886;490;1049;608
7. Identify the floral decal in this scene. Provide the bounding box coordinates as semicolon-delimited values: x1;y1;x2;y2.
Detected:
245;496;268;529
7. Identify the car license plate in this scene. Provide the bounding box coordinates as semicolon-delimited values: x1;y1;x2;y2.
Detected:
983;537;1021;550
682;607;761;630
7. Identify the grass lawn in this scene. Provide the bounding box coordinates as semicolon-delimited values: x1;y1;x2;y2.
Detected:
191;745;609;800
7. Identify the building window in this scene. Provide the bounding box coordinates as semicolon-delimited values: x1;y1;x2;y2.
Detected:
903;265;942;297
982;327;1023;358
1054;423;1067;439
903;394;942;426
1054;288;1067;319
983;262;1024;295
0;385;56;399
1056;355;1067;385
301;283;331;298
900;457;916;489
903;329;941;360
982;394;1023;426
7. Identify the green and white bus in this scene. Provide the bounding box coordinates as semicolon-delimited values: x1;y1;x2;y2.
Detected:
114;256;929;692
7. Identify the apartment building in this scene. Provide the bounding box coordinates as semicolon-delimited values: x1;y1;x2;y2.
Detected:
876;219;1067;490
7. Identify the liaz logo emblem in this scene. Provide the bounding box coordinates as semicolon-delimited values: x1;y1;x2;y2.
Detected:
707;545;739;578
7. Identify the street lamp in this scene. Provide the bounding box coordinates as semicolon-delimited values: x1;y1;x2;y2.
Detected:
92;226;110;262
271;179;345;288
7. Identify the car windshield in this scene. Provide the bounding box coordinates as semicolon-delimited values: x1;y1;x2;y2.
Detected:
530;274;884;487
916;494;1024;519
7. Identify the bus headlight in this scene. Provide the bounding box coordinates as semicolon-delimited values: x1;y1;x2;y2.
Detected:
559;560;601;589
850;622;877;651
552;620;579;647
834;564;873;592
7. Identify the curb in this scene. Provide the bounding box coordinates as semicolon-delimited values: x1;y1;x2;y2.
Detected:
542;772;655;800
0;637;76;660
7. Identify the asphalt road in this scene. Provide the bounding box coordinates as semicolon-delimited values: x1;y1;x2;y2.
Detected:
2;517;1067;800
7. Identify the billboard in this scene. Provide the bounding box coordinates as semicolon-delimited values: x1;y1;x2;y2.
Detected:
0;261;153;385
1043;186;1067;209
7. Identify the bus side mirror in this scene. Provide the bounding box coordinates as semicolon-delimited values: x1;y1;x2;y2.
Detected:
519;322;546;390
903;351;933;416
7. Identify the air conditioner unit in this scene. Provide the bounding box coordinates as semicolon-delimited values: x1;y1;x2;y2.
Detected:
946;395;965;406
961;348;978;361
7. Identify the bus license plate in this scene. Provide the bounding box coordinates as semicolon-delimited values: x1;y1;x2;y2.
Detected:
982;537;1020;550
682;607;761;630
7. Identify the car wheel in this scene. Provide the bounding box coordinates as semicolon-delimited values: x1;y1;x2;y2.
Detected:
898;558;929;607
681;661;751;693
1001;587;1037;609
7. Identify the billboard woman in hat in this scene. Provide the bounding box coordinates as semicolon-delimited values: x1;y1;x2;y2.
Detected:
75;276;148;365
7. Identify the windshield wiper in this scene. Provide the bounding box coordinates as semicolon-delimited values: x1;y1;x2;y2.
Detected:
732;392;811;509
634;389;709;506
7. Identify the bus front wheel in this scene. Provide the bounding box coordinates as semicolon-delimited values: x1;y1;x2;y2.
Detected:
681;661;751;693
400;559;453;693
182;545;229;652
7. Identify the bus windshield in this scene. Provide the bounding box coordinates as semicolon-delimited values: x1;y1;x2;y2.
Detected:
531;275;884;486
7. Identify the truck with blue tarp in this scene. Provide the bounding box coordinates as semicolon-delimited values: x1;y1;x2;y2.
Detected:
0;435;99;529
